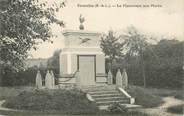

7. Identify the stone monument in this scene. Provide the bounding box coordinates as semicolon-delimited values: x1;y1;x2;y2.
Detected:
50;70;55;87
45;70;53;89
36;70;42;89
122;68;128;88
107;70;113;84
116;69;123;87
59;15;106;86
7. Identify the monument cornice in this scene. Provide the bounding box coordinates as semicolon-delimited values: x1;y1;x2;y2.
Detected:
62;30;102;36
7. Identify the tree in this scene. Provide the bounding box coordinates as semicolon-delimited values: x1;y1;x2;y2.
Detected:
140;39;183;88
122;26;155;88
0;0;65;71
0;0;65;85
0;0;11;10
100;30;124;70
47;49;61;72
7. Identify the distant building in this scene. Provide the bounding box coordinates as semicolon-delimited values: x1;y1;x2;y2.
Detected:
24;58;48;68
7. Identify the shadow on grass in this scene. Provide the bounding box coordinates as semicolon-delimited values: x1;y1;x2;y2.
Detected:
0;109;149;116
167;104;184;114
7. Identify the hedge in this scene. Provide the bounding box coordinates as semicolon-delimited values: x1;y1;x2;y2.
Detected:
1;67;59;86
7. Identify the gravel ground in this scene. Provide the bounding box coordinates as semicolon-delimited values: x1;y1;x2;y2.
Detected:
140;96;184;116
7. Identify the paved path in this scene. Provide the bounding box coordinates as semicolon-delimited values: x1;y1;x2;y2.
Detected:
0;100;18;111
140;97;184;116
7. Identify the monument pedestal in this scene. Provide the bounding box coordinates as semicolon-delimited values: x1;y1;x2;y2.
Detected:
59;30;107;85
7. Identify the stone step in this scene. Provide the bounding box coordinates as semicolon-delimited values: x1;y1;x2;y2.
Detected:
82;85;134;110
95;96;127;102
82;85;116;88
82;85;116;91
88;90;119;95
83;88;116;92
96;99;130;106
93;93;127;98
98;104;142;110
91;93;122;98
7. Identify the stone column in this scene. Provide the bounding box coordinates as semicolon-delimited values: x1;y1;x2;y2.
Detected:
45;70;52;89
36;70;42;89
122;68;128;89
107;70;113;84
116;69;123;87
75;70;81;88
50;70;55;87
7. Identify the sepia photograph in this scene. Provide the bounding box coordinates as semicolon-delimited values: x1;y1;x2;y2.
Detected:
0;0;183;115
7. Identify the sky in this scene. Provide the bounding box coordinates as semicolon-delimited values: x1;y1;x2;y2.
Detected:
29;0;184;58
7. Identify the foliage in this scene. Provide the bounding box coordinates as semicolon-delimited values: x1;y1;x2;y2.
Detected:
108;102;127;113
47;49;61;72
107;102;148;116
121;26;155;87
0;0;11;11
102;27;183;89
167;104;184;114
127;86;164;108
0;0;65;71
122;27;149;56
174;93;184;100
0;86;151;115
1;66;59;86
3;89;99;114
126;39;183;88
100;30;124;69
1;67;37;86
0;86;33;100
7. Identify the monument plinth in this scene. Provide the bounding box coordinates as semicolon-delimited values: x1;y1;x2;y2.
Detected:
59;30;106;85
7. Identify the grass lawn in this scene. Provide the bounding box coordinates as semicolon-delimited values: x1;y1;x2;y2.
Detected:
0;109;150;116
0;87;149;116
0;86;183;115
2;89;99;114
126;86;183;108
0;86;34;100
127;86;164;108
142;87;183;100
167;104;184;114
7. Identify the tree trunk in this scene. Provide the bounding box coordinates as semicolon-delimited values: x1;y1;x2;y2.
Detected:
0;73;2;86
110;59;113;71
142;61;146;88
109;57;115;84
140;50;146;88
0;65;2;86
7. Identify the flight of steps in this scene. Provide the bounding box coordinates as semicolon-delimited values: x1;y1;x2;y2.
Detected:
82;85;131;110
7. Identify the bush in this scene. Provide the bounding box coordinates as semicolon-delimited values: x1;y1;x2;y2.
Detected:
127;86;164;108
106;102;148;116
126;59;183;89
2;89;99;114
1;67;59;87
0;86;34;100
105;40;183;89
108;102;128;113
174;93;184;100
167;104;184;114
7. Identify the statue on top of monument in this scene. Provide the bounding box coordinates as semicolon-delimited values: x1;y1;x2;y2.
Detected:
79;14;85;30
